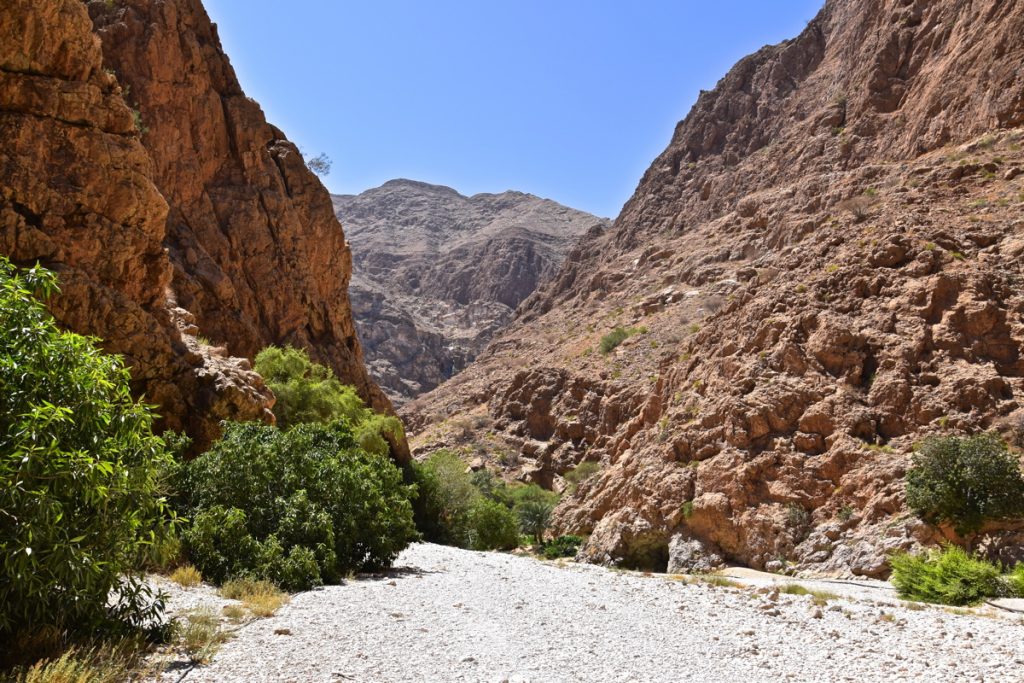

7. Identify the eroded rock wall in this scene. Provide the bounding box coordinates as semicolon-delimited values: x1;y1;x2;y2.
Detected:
408;0;1024;574
0;0;273;450
1;0;398;457
87;0;393;422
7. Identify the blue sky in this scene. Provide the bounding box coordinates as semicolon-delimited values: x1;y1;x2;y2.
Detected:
203;1;822;218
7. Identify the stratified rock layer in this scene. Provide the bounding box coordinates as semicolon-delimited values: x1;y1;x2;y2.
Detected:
334;180;606;403
408;0;1024;575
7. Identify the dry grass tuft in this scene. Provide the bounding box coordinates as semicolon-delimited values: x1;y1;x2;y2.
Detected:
220;578;289;617
695;575;744;589
177;608;229;663
779;584;839;606
169;564;202;588
11;638;151;683
222;604;247;622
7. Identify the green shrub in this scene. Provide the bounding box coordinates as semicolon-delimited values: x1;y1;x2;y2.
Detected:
890;545;1004;605
599;326;641;354
0;259;176;641
905;433;1024;536
254;346;403;455
407;450;478;546
178;421;417;590
509;483;560;508
1010;563;1024;597
467;499;520;550
543;535;583;559
407;451;523;551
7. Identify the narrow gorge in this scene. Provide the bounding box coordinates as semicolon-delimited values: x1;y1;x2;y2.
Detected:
3;0;1024;680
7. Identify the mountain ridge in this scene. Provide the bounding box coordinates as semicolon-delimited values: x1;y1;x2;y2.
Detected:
407;0;1024;575
334;180;609;403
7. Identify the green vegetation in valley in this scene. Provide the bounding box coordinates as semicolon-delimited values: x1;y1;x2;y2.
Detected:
543;535;584;559
254;345;404;456
177;420;418;591
905;432;1024;537
408;450;562;551
0;258;177;654
890;545;1018;606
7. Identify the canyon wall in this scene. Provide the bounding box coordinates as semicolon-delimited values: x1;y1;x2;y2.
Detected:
1;0;398;456
408;0;1024;574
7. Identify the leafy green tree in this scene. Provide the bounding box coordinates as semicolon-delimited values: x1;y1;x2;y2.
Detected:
407;450;479;546
178;421;418;590
0;259;176;640
407;450;530;551
905;433;1024;537
467;498;519;551
254;346;403;456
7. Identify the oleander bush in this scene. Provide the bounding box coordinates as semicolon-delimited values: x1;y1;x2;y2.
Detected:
467;498;520;551
177;421;418;590
0;259;177;648
905;433;1024;537
407;450;479;547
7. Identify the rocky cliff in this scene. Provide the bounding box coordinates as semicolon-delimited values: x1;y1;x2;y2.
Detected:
333;180;606;403
407;0;1024;575
1;0;396;455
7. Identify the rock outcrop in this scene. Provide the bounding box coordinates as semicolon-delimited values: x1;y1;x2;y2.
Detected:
407;0;1024;575
0;0;273;450
334;180;606;403
1;0;396;455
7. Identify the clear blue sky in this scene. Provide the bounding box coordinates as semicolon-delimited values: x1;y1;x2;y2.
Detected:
203;1;822;218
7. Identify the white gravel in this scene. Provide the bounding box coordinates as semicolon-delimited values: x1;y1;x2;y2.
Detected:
159;543;1024;683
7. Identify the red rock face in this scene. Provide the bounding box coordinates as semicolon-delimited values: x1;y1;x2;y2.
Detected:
0;0;274;451
88;0;394;422
409;0;1024;574
0;0;398;456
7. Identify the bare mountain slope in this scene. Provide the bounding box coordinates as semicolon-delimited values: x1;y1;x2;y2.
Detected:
333;179;607;403
407;0;1024;575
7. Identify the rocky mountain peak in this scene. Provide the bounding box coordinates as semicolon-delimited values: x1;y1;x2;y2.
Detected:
334;182;608;403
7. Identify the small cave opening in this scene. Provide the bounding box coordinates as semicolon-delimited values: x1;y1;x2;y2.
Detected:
619;536;671;574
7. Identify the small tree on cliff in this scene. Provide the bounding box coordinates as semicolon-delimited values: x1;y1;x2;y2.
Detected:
307;153;332;177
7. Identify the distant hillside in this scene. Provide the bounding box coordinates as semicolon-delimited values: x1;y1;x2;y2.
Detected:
333;180;608;403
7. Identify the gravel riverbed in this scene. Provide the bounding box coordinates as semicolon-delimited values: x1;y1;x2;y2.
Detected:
157;543;1024;682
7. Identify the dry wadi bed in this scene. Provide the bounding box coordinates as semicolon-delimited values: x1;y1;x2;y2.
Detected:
151;543;1024;683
